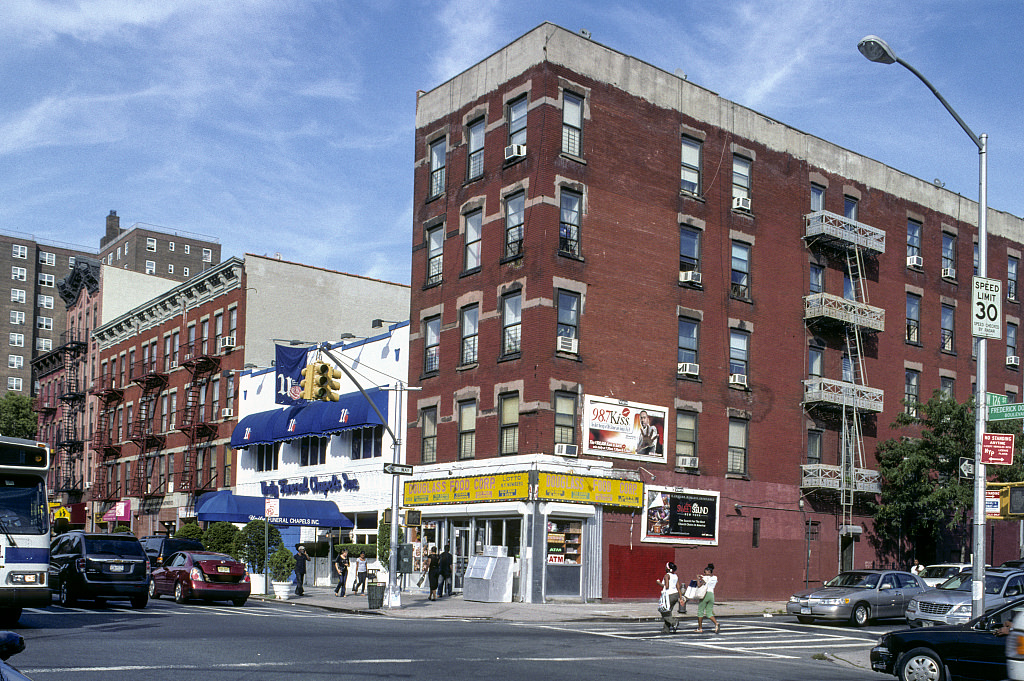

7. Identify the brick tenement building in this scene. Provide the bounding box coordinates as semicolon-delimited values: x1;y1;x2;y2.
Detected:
404;23;1024;602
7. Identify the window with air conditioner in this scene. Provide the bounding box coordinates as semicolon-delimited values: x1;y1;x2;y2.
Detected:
557;290;580;354
680;225;701;283
508;95;527;147
678;317;699;376
732;155;751;208
729;330;749;386
675;410;698;470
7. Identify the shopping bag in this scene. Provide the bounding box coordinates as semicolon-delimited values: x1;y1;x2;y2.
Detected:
683;580;698;600
657;591;672;614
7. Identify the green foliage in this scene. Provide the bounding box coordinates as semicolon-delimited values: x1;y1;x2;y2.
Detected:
871;392;1024;563
377;513;390;574
174;522;204;543
334;543;375;560
0;393;37;439
232;520;282;575
203;522;240;556
112;524;132;534
268;543;296;582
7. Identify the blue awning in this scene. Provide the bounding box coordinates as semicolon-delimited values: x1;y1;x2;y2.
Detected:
194;490;353;527
230;388;388;448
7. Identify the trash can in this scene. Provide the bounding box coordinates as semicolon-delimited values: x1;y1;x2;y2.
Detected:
367;582;385;609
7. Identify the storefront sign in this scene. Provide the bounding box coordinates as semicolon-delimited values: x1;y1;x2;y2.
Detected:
582;395;667;463
641;486;719;545
537;473;643;508
102;499;132;522
260;474;359;498
404;472;529;505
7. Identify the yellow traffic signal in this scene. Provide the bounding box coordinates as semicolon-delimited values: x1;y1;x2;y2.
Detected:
299;363;317;400
314;362;342;401
1001;482;1024;518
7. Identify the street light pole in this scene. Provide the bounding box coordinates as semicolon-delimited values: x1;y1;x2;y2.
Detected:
859;35;989;620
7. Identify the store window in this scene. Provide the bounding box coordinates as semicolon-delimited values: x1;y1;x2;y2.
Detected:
546;519;581;565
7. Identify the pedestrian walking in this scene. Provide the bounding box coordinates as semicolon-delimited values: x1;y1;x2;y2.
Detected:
658;562;681;633
353;551;368;594
695;563;719;634
293;545;309;597
423;546;440;600
438;544;453;597
333;548;349;597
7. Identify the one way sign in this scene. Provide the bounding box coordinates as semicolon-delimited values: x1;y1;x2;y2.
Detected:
383;462;414;476
959;457;974;479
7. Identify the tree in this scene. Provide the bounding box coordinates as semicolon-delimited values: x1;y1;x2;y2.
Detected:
203;522;239;555
377;512;391;575
175;522;204;543
0;393;37;439
871;392;1024;563
232;520;282;575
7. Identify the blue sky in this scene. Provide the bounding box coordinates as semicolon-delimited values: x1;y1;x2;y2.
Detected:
1;1;1020;286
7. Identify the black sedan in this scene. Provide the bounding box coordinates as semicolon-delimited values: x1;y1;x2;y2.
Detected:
871;597;1024;681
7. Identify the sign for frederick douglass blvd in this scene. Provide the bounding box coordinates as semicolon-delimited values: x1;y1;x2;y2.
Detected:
583;395;667;463
641;486;720;545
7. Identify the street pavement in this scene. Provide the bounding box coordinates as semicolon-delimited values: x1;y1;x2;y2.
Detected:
254;584;875;672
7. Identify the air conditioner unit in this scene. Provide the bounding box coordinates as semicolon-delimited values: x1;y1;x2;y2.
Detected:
554;444;579;457
941;267;956;279
732;196;752;212
504;144;526;161
678;456;699;469
167;481;174;494
556;336;579;354
679;270;702;285
729;373;748;387
221;407;234;418
677;362;700;377
219;336;236;351
907;255;924;268
1008;356;1021;367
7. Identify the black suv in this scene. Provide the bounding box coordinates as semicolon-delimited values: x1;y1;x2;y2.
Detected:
49;532;149;608
139;536;204;569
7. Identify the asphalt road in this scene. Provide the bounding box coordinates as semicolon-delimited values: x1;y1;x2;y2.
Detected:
8;599;888;681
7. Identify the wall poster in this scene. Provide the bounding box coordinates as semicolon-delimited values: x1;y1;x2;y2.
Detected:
582;395;667;463
641;486;719;545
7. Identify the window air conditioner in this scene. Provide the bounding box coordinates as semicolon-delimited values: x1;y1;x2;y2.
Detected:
729;373;748;387
732;196;752;212
556;336;579;354
907;255;924;268
504;144;526;161
219;336;236;351
941;267;956;279
1008;356;1020;367
167;481;174;494
554;444;579;457
679;270;702;285
677;363;700;377
169;360;178;369
678;456;699;469
221;407;234;418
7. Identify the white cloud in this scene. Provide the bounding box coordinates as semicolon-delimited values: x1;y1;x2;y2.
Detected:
430;0;504;84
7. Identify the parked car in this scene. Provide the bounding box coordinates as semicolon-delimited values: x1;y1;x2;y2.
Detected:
139;535;204;569
149;551;250;606
49;531;149;608
787;569;927;626
872;597;1024;681
1003;559;1024;569
905;568;1024;628
921;563;973;587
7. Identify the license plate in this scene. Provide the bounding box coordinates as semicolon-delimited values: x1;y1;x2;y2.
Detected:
217;566;230;573
800;606;811;614
108;564;125;572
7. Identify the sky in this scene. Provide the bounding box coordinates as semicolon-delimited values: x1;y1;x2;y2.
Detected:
1;1;1021;286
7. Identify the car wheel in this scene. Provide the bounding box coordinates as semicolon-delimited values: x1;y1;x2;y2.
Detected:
130;593;148;609
232;598;247;607
849;602;870;627
897;647;944;681
59;580;76;607
796;615;814;624
148;580;159;599
174;581;187;604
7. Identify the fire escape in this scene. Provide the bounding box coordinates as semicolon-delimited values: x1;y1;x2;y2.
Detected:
56;329;87;496
90;368;124;503
128;355;169;498
176;338;220;494
802;210;886;536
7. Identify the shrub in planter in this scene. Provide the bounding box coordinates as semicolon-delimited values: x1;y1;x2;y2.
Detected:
268;543;296;583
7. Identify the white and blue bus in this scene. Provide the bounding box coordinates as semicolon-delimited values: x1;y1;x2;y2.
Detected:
0;436;51;623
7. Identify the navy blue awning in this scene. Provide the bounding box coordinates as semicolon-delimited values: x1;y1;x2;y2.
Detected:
230;388;388;448
194;490;352;527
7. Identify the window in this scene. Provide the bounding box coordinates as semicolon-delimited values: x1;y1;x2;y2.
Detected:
499;393;519;456
107;254;113;265
508;96;527;146
810;184;825;212
974;243;979;276
942;233;956;273
37;295;53;309
9;289;24;304
554;392;577;445
940;304;955;353
461;305;478;365
905;369;920;417
680;226;701;275
467;118;485;180
423;317;440;373
675;411;697;469
68;256;75;268
843;271;857;301
729;330;749;377
116;247;121;260
39;251;55;266
1011;256;1020;300
421;408;437;463
183;267;189;277
842;352;854;383
299;436;328;467
464;210;482;272
168;264;174;275
351;426;383;459
678;317;699;366
731;242;751;299
38;273;54;287
9;311;24;326
844;196;858;221
429;138;446;198
11;245;26;259
732;156;751;201
728;418;748;475
255;443;278;472
146;237;157;252
145;260;156;275
907;220;922;260
37;316;51;330
1009;322;1018;360
906;294;921;344
202;248;212;263
557;290;580;342
809;264;824;294
940;376;955;400
35;338;50;351
8;355;22;369
680;137;702;195
808;347;823;377
184;244;190;254
7;377;22;392
10;267;25;282
559;189;581;257
502;291;522;356
807;430;822;465
458;400;476;460
504;192;525;259
169;241;175;252
425;226;443;285
9;334;23;347
561;92;583;156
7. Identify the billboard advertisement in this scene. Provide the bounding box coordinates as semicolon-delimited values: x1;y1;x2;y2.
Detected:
641;486;719;545
583;395;667;463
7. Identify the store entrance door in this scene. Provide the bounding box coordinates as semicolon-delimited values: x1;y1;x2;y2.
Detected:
452;522;470;592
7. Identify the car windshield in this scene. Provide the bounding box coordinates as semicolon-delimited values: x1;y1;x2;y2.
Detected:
824;572;880;588
85;537;145;557
922;566;958;579
938;571;1008;594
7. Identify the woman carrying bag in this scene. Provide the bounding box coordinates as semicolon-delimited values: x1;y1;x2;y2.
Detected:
695;563;719;634
657;562;680;633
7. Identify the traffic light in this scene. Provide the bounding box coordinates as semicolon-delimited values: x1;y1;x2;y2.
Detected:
1001;483;1024;518
299;363;318;400
314;362;342;401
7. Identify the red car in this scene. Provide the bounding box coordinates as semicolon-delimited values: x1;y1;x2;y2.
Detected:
149;551;250;606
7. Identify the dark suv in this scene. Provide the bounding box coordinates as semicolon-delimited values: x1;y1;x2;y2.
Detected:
49;532;149;608
139;536;204;569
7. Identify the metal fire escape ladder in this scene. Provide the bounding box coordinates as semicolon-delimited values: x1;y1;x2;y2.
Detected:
176;342;220;494
128;358;168;498
56;329;87;494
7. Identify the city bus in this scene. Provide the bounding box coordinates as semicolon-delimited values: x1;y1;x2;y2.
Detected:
0;436;52;623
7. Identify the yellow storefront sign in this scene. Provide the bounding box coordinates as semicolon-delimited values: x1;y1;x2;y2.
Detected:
537;473;642;508
405;472;529;505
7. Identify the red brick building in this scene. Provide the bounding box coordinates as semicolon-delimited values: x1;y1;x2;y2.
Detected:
404;24;1024;601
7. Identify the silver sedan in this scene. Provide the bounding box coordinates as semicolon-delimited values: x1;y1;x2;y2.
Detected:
787;569;927;626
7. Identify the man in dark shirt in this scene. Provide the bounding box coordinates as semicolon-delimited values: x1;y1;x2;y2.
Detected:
333;548;349;597
438;544;453;597
294;545;309;596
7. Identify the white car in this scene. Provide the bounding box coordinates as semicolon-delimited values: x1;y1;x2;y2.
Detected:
920;562;973;587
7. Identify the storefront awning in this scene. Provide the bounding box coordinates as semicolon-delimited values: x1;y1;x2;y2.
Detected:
230;388;388;448
194;490;353;527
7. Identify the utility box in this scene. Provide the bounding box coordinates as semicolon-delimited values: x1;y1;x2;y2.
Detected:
397;543;414;573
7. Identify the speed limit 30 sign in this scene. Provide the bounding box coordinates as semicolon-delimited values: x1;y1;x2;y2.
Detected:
972;276;1002;340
